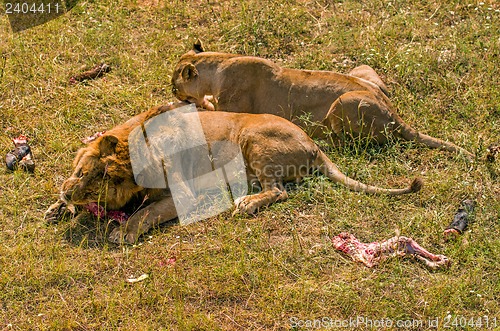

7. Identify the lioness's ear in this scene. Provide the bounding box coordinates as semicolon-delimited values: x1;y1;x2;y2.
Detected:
193;39;205;53
181;63;198;81
99;135;119;157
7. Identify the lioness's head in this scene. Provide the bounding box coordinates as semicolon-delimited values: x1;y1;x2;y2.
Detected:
171;40;208;102
171;62;199;102
61;135;142;210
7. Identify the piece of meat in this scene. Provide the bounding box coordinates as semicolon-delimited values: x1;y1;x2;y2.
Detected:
70;63;111;84
5;152;17;171
85;202;129;224
5;135;35;172
444;199;476;238
332;232;450;269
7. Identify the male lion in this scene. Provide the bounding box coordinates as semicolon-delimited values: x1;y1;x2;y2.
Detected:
45;102;422;244
171;41;473;158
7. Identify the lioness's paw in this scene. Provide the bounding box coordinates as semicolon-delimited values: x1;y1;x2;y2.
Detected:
200;96;216;111
233;196;259;215
108;226;138;245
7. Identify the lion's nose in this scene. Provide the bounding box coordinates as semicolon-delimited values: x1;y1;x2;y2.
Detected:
171;85;178;94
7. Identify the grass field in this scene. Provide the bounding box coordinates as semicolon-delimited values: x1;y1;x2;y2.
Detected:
0;0;499;330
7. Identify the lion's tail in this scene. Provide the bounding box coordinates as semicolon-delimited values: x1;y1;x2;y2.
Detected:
397;121;474;159
313;150;422;195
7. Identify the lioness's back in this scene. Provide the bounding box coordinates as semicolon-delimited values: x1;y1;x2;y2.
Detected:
197;111;312;143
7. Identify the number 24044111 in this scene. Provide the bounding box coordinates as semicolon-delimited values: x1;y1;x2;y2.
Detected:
5;2;62;14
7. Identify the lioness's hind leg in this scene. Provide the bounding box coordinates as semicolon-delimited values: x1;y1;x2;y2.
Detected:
348;65;389;96
234;186;288;215
323;91;396;144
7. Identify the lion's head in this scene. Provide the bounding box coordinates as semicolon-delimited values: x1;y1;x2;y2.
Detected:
61;135;142;210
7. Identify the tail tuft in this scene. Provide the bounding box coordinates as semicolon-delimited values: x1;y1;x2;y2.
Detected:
410;178;423;193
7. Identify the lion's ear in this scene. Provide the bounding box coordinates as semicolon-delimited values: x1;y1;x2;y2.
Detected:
181;63;198;81
193;39;205;53
99;135;119;157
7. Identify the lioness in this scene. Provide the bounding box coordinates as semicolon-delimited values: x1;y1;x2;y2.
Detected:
171;41;473;158
45;102;422;244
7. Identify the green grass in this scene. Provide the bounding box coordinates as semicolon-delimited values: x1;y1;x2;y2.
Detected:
1;0;499;329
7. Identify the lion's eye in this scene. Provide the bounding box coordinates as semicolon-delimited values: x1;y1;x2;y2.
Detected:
75;168;84;178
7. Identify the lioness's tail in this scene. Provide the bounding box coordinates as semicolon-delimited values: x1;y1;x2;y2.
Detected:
398;122;474;159
314;150;422;195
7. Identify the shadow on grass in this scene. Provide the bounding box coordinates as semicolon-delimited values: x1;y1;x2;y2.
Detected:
60;212;178;249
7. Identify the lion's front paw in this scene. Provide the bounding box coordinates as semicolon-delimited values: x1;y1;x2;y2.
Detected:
108;226;138;245
45;200;75;223
233;195;259;215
